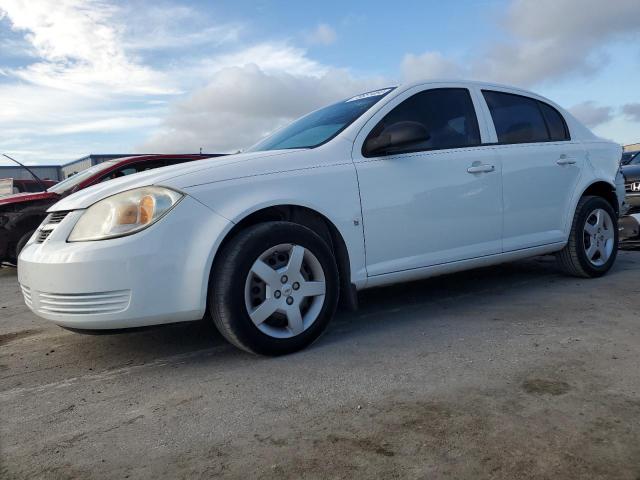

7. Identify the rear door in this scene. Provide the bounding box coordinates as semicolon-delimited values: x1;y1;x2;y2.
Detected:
480;89;584;251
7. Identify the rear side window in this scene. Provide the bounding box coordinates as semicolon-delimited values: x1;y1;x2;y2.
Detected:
483;90;549;144
364;88;481;156
538;101;570;141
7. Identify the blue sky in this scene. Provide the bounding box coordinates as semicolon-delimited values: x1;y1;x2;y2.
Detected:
0;0;639;164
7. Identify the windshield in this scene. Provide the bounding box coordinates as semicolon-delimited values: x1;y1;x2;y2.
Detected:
48;160;118;194
247;88;395;152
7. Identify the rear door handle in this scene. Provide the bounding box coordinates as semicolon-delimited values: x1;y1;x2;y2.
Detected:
557;154;576;165
467;164;495;174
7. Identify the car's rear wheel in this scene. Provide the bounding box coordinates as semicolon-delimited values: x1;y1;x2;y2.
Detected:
209;221;339;355
556;196;618;278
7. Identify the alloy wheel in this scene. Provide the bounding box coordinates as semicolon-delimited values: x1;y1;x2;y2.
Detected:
583;208;614;267
244;243;326;339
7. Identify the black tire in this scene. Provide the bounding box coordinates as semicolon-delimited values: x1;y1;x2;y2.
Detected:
14;229;35;263
209;221;339;355
556;196;618;278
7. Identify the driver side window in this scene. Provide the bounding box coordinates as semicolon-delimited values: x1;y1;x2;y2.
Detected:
363;88;481;157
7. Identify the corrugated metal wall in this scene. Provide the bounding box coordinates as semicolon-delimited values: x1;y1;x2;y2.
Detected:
60;158;93;178
0;166;61;181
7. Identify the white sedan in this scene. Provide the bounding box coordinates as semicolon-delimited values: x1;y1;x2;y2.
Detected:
19;80;623;355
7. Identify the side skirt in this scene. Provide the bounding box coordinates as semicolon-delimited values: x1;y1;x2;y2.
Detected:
360;242;566;290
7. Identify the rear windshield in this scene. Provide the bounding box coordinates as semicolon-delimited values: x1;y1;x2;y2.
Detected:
48;161;118;194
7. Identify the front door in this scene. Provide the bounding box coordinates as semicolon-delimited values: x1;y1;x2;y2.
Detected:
352;86;503;277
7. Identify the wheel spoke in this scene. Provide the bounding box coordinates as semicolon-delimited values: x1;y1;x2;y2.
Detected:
598;244;609;262
248;298;278;325
250;259;279;285
286;245;305;275
585;242;597;260
584;221;597;235
299;281;325;298
286;306;304;335
595;210;603;229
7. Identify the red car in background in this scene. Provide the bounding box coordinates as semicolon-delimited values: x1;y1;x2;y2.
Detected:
0;154;220;264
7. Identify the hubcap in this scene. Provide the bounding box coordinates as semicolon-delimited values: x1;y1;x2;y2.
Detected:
583;208;614;267
244;243;326;339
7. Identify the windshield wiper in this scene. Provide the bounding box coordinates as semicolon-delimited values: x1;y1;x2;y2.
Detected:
2;153;49;192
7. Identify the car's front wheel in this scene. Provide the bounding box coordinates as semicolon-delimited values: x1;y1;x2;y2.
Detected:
556;195;618;278
209;221;339;355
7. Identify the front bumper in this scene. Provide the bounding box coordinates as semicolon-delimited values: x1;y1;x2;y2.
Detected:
18;196;231;329
625;192;640;212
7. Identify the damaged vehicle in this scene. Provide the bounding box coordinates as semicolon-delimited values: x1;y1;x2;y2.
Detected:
0;154;216;264
19;80;624;355
0;178;58;197
619;157;640;246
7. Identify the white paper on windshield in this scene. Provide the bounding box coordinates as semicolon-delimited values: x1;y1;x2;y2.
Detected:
345;88;393;102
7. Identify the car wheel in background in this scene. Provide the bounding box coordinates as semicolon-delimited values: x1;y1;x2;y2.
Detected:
14;229;35;264
209;221;339;355
557;196;618;278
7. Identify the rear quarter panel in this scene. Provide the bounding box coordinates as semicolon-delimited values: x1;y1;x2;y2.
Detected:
563;140;622;233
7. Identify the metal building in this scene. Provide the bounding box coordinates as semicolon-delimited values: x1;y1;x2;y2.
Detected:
624;143;640;153
0;154;136;183
0;165;61;181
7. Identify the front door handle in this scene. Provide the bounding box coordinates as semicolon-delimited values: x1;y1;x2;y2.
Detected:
467;164;495;174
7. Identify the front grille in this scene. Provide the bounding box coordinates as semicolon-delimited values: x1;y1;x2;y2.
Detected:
35;211;70;243
35;290;131;315
48;211;70;224
35;229;52;243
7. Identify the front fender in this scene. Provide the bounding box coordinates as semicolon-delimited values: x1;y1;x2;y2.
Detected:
182;164;368;286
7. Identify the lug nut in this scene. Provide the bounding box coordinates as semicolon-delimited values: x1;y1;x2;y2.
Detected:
274;290;282;299
286;296;294;305
281;275;288;284
292;282;300;290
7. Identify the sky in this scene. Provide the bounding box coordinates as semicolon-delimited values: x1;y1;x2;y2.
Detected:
0;0;639;165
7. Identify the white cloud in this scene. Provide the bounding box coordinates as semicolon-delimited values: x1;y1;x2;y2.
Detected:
119;4;241;51
199;42;328;77
569;101;614;128
306;23;337;46
0;0;175;95
402;0;640;86
401;52;464;82
622;103;640;123
141;49;385;153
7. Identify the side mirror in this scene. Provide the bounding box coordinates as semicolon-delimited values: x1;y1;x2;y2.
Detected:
364;121;430;156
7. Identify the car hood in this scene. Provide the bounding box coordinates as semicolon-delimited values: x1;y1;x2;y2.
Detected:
621;165;640;182
0;191;59;206
48;149;306;211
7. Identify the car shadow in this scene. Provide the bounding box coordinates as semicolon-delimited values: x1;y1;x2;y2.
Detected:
53;252;634;367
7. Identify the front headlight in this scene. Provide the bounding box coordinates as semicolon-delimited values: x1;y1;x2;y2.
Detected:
68;186;183;242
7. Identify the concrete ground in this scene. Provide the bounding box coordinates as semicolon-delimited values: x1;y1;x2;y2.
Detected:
1;252;639;479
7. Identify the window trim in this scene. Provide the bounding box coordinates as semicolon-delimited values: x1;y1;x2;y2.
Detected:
537;99;571;142
481;89;571;146
361;87;483;158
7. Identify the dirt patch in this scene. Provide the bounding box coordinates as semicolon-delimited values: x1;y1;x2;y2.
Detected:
154;388;640;480
0;329;41;346
522;378;571;395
